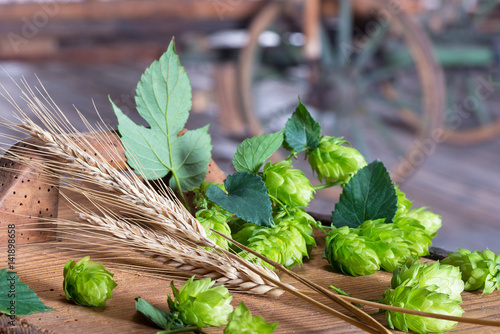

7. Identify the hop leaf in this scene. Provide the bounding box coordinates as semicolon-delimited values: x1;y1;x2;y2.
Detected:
325;226;380;276
63;256;117;307
112;40;211;192
383;283;464;333
193;182;226;210
391;260;464;302
262;160;314;208
224;302;278;334
307;135;367;184
360;219;416;272
442;248;500;293
168;276;233;327
195;208;232;250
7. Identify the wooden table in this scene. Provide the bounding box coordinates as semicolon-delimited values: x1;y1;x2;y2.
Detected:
2;194;500;334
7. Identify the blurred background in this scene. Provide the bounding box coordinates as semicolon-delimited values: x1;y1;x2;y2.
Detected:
1;0;500;252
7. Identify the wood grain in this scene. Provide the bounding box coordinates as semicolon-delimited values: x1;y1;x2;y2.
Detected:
0;192;499;333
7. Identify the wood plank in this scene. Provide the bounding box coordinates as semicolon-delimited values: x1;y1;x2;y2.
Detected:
0;192;498;333
0;0;263;22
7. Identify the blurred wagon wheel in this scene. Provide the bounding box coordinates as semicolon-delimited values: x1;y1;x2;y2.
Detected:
383;1;500;145
237;0;445;183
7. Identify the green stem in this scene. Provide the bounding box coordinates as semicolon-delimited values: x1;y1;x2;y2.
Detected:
156;326;203;334
172;172;190;211
313;181;344;190
268;194;289;215
286;152;297;161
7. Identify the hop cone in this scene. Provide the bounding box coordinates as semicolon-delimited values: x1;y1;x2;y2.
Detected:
63;256;117;307
325;226;380;276
168;276;233;327
391;260;464;302
307;136;367;184
403;207;442;237
231;222;259;247
394;185;412;216
360;219;416;272
263;160;314;208
394;217;433;257
195;208;232;250
193;182;226;210
224;302;278;334
240;209;316;269
383;283;464;333
442;248;500;293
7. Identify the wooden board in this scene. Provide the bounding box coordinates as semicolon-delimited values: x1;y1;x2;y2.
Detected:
1;193;500;333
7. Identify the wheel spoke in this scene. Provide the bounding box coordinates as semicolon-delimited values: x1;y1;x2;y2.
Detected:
337;0;353;67
466;76;491;126
348;115;372;162
365;109;407;158
354;21;389;71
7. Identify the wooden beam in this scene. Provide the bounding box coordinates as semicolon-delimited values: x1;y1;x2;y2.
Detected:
0;0;263;22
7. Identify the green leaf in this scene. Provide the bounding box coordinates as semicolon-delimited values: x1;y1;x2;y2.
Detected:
233;131;284;173
112;40;212;193
331;160;397;228
135;297;187;331
0;269;54;316
135;297;170;329
284;101;321;152
206;172;273;227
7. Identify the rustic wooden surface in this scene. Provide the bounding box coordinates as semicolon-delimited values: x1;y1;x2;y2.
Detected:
0;191;498;333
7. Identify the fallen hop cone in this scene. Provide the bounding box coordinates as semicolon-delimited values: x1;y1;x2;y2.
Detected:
262;160;314;208
403;207;442;237
442;248;500;293
307;136;367;184
360;219;415;272
168;276;233;328
383;282;464;333
224;302;278;334
391;260;464;302
63;256;117;307
238;209;316;269
394;217;433;257
325;226;380;276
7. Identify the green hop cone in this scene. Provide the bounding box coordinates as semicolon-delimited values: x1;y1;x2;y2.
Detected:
193;182;226;210
307;135;367;184
391;260;464;302
224;302;278;334
360;219;416;272
231;222;259;247
195;208;232;250
325;226;381;276
262;160;314;208
394;185;412;216
403;207;442;237
168;276;233;328
383;282;464;333
63;256;117;307
394;217;433;257
239;209;316;269
442;248;500;293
